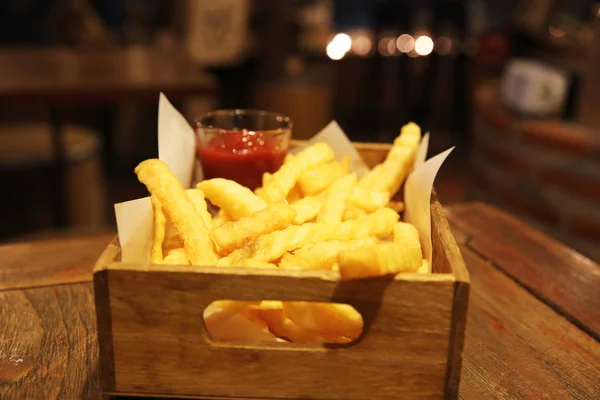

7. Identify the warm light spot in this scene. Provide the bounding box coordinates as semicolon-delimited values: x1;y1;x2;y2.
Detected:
378;38;395;56
415;36;434;56
352;34;372;56
396;34;415;53
435;36;452;55
326;39;347;60
332;33;352;53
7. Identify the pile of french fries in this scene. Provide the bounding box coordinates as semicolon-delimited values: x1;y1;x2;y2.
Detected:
134;122;427;343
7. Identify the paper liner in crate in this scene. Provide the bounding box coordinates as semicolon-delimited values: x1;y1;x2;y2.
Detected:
114;94;453;341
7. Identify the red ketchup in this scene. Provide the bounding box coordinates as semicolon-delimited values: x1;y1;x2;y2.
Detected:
197;130;287;190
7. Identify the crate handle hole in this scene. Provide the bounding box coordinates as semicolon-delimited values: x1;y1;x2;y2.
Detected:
203;300;363;346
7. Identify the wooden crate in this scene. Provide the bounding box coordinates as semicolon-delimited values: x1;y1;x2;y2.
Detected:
93;142;470;399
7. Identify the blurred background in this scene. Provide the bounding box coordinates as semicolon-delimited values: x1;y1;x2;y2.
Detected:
0;0;599;261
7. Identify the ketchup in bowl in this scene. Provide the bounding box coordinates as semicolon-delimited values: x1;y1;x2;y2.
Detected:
196;110;292;190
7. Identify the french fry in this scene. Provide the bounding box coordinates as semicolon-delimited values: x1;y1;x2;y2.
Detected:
150;194;166;263
198;178;267;220
317;173;357;223
212;201;297;254
290;193;324;224
218;208;399;265
186;188;213;229
258;142;334;203
297;158;349;195
387;200;405;213
393;221;422;257
162;221;182;253
279;237;378;270
356;122;421;196
135;159;218;265
282;302;363;341
349;188;390;213
286;184;303;203
162;248;190;265
342;203;367;221
212;209;231;227
338;241;422;280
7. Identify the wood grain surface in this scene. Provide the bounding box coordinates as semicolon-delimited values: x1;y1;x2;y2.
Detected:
447;202;600;339
97;259;456;399
0;203;599;399
0;283;101;399
0;233;114;291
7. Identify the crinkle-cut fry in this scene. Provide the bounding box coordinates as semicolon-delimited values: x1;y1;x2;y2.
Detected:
150;194;166;263
218;208;398;265
349;188;390;213
212;209;231;228
255;301;349;343
135;159;218;265
279;237;378;270
290;194;324;224
356;122;421;196
338;242;422;280
212;201;296;254
198;178;267;220
393;221;422;257
286;184;303;203
297;158;348;195
317;173;357;223
393;121;421;148
162;248;190;265
204;301;277;342
186;188;213;229
387;200;404;213
342;203;367;221
163;222;182;253
282;302;363;340
259;142;334;203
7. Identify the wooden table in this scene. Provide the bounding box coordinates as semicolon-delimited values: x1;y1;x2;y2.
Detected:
0;46;217;227
1;203;598;399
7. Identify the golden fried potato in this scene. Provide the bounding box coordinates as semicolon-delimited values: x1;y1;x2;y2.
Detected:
317;173;357;223
290;193;324;224
162;222;182;253
150;194;166;263
135;159;218;265
418;259;430;274
212;209;231;227
286;184;303;203
297;158;349;195
186;188;213;229
279;237;378;270
338;241;422;280
393;221;422;257
349;188;390;213
218;207;398;265
282;302;363;341
162;247;190;265
356;122;421;196
198;178;267;220
387;200;405;213
342;203;367;221
212;201;296;254
255;301;328;343
258;142;334;203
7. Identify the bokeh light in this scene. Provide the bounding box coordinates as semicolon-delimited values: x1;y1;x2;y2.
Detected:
415;36;434;56
326;40;346;60
352;34;373;56
378;38;395;56
332;33;352;53
396;34;415;53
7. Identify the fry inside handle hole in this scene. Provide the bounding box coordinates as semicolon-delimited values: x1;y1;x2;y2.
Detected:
203;300;364;344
